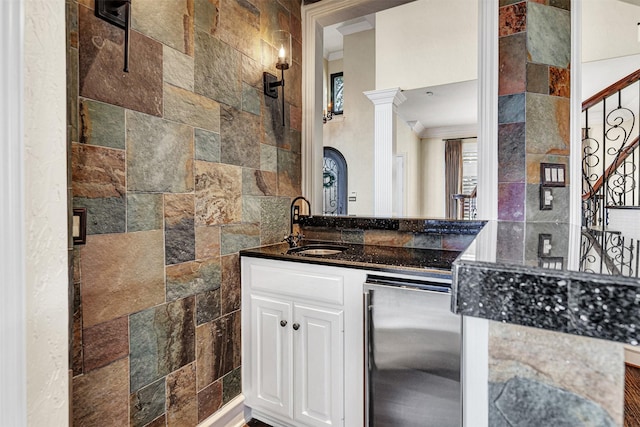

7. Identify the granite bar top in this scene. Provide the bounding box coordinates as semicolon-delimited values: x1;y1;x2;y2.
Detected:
240;240;459;279
299;215;486;234
452;221;640;345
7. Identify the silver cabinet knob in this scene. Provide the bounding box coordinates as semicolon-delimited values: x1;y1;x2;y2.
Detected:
280;320;287;327
293;323;300;331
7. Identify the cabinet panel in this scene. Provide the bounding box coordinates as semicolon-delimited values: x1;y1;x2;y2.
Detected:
294;304;344;427
249;295;293;419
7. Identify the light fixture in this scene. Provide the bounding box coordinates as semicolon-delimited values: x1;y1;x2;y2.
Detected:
263;30;291;126
323;102;333;124
95;0;131;72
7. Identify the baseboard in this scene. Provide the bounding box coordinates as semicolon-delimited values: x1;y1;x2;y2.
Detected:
198;395;247;427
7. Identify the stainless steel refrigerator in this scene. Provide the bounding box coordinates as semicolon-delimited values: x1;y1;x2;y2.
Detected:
364;275;462;427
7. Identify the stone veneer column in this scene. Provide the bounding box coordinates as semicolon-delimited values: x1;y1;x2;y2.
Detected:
497;0;571;222
364;88;406;217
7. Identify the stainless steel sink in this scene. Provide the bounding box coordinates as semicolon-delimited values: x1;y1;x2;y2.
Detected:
287;244;348;256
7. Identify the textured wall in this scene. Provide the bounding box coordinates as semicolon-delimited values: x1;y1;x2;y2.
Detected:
492;3;623;426
497;0;570;222
67;0;302;425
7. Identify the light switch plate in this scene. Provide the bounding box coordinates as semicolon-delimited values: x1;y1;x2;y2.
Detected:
540;186;553;210
540;163;566;187
538;234;552;257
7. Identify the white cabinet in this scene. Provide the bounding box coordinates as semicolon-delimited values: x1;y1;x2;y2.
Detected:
242;257;364;427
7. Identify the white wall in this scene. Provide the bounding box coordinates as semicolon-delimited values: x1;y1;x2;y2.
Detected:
24;0;69;424
395;117;421;216
324;30;375;216
375;0;478;91
420;137;446;218
582;0;640;63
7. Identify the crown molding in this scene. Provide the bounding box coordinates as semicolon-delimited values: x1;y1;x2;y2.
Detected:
420;123;478;139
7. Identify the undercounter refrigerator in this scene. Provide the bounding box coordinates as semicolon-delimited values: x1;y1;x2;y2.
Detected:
364;275;462;427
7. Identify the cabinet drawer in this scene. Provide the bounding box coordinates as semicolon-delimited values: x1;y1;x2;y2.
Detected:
249;263;344;306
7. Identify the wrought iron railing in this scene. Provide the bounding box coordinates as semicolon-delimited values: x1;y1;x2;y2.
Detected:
580;229;639;278
582;69;640;228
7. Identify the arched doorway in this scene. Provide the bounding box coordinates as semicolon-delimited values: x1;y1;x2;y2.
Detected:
323;147;348;215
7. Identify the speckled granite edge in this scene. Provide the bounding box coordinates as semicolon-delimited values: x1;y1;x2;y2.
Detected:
298;216;486;234
240;241;456;280
452;260;640;345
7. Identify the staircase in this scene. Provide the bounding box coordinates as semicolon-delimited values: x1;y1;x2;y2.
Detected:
581;68;640;277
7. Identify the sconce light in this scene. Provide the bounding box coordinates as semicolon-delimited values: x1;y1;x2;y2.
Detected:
323;103;333;124
263;30;291;126
95;0;131;72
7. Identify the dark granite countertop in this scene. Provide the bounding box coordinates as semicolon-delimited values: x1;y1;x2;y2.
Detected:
240;240;459;279
452;221;640;345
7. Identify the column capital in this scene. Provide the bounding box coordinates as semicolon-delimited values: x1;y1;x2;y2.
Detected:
364;87;407;107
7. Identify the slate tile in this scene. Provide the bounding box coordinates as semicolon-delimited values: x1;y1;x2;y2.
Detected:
195;128;221;163
525;93;570;155
72;297;83;376
166;258;221;302
263;95;285;148
79;98;125;149
73;196;126;235
146;415;167;427
221;223;261;255
498;93;525;125
243;169;277;196
127;193;163;232
221;254;241;315
166;363;198;427
71;142;125;198
527;63;549;95
220;105;261;168
197;380;222;422
195;31;242;109
364;230;413;247
72;358;129;427
164;194;196;265
261;144;278;172
132;0;194;56
195;312;239;390
241;54;263;88
526;154;569;185
525;184;570;223
164;83;221;133
289;104;302;131
81;230;165;328
498;182;525;221
195;161;242;226
259;0;290;47
442;234;476;251
412;233;443;250
67;44;79;143
277;149;301;197
549;66;570;98
83;316;129;372
78;5;162;117
163;45;195;91
130;297;196;392
126;110;194;193
499;1;526;37
130;377;166;427
260;197;290;245
242;82;261;116
222;367;241;405
498;33;526;96
214;0;261;59
496;221;524;262
498;122;526;183
342;229;365;245
549;0;571;10
196;288;221;325
242;196;261;223
195;225;221;260
527;2;571;68
194;0;219;35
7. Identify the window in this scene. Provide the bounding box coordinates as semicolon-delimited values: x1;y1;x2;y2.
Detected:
330;72;344;115
323;147;347;215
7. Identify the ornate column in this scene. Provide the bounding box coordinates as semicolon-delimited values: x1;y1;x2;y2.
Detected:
364;88;406;217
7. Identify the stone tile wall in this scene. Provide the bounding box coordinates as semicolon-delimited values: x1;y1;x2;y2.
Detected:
493;3;624;426
497;0;571;222
67;0;302;425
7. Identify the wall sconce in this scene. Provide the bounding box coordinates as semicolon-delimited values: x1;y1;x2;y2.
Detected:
95;0;131;72
323;103;333;124
263;30;291;126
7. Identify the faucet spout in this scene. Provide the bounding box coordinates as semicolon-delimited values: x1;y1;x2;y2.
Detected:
290;196;311;234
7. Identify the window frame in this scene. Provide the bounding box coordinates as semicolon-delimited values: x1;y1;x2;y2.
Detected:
330;72;344;115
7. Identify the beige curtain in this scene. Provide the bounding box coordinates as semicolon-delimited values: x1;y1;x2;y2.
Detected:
445;139;463;219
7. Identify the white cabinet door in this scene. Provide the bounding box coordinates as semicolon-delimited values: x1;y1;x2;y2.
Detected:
293;303;344;427
249;295;293;419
